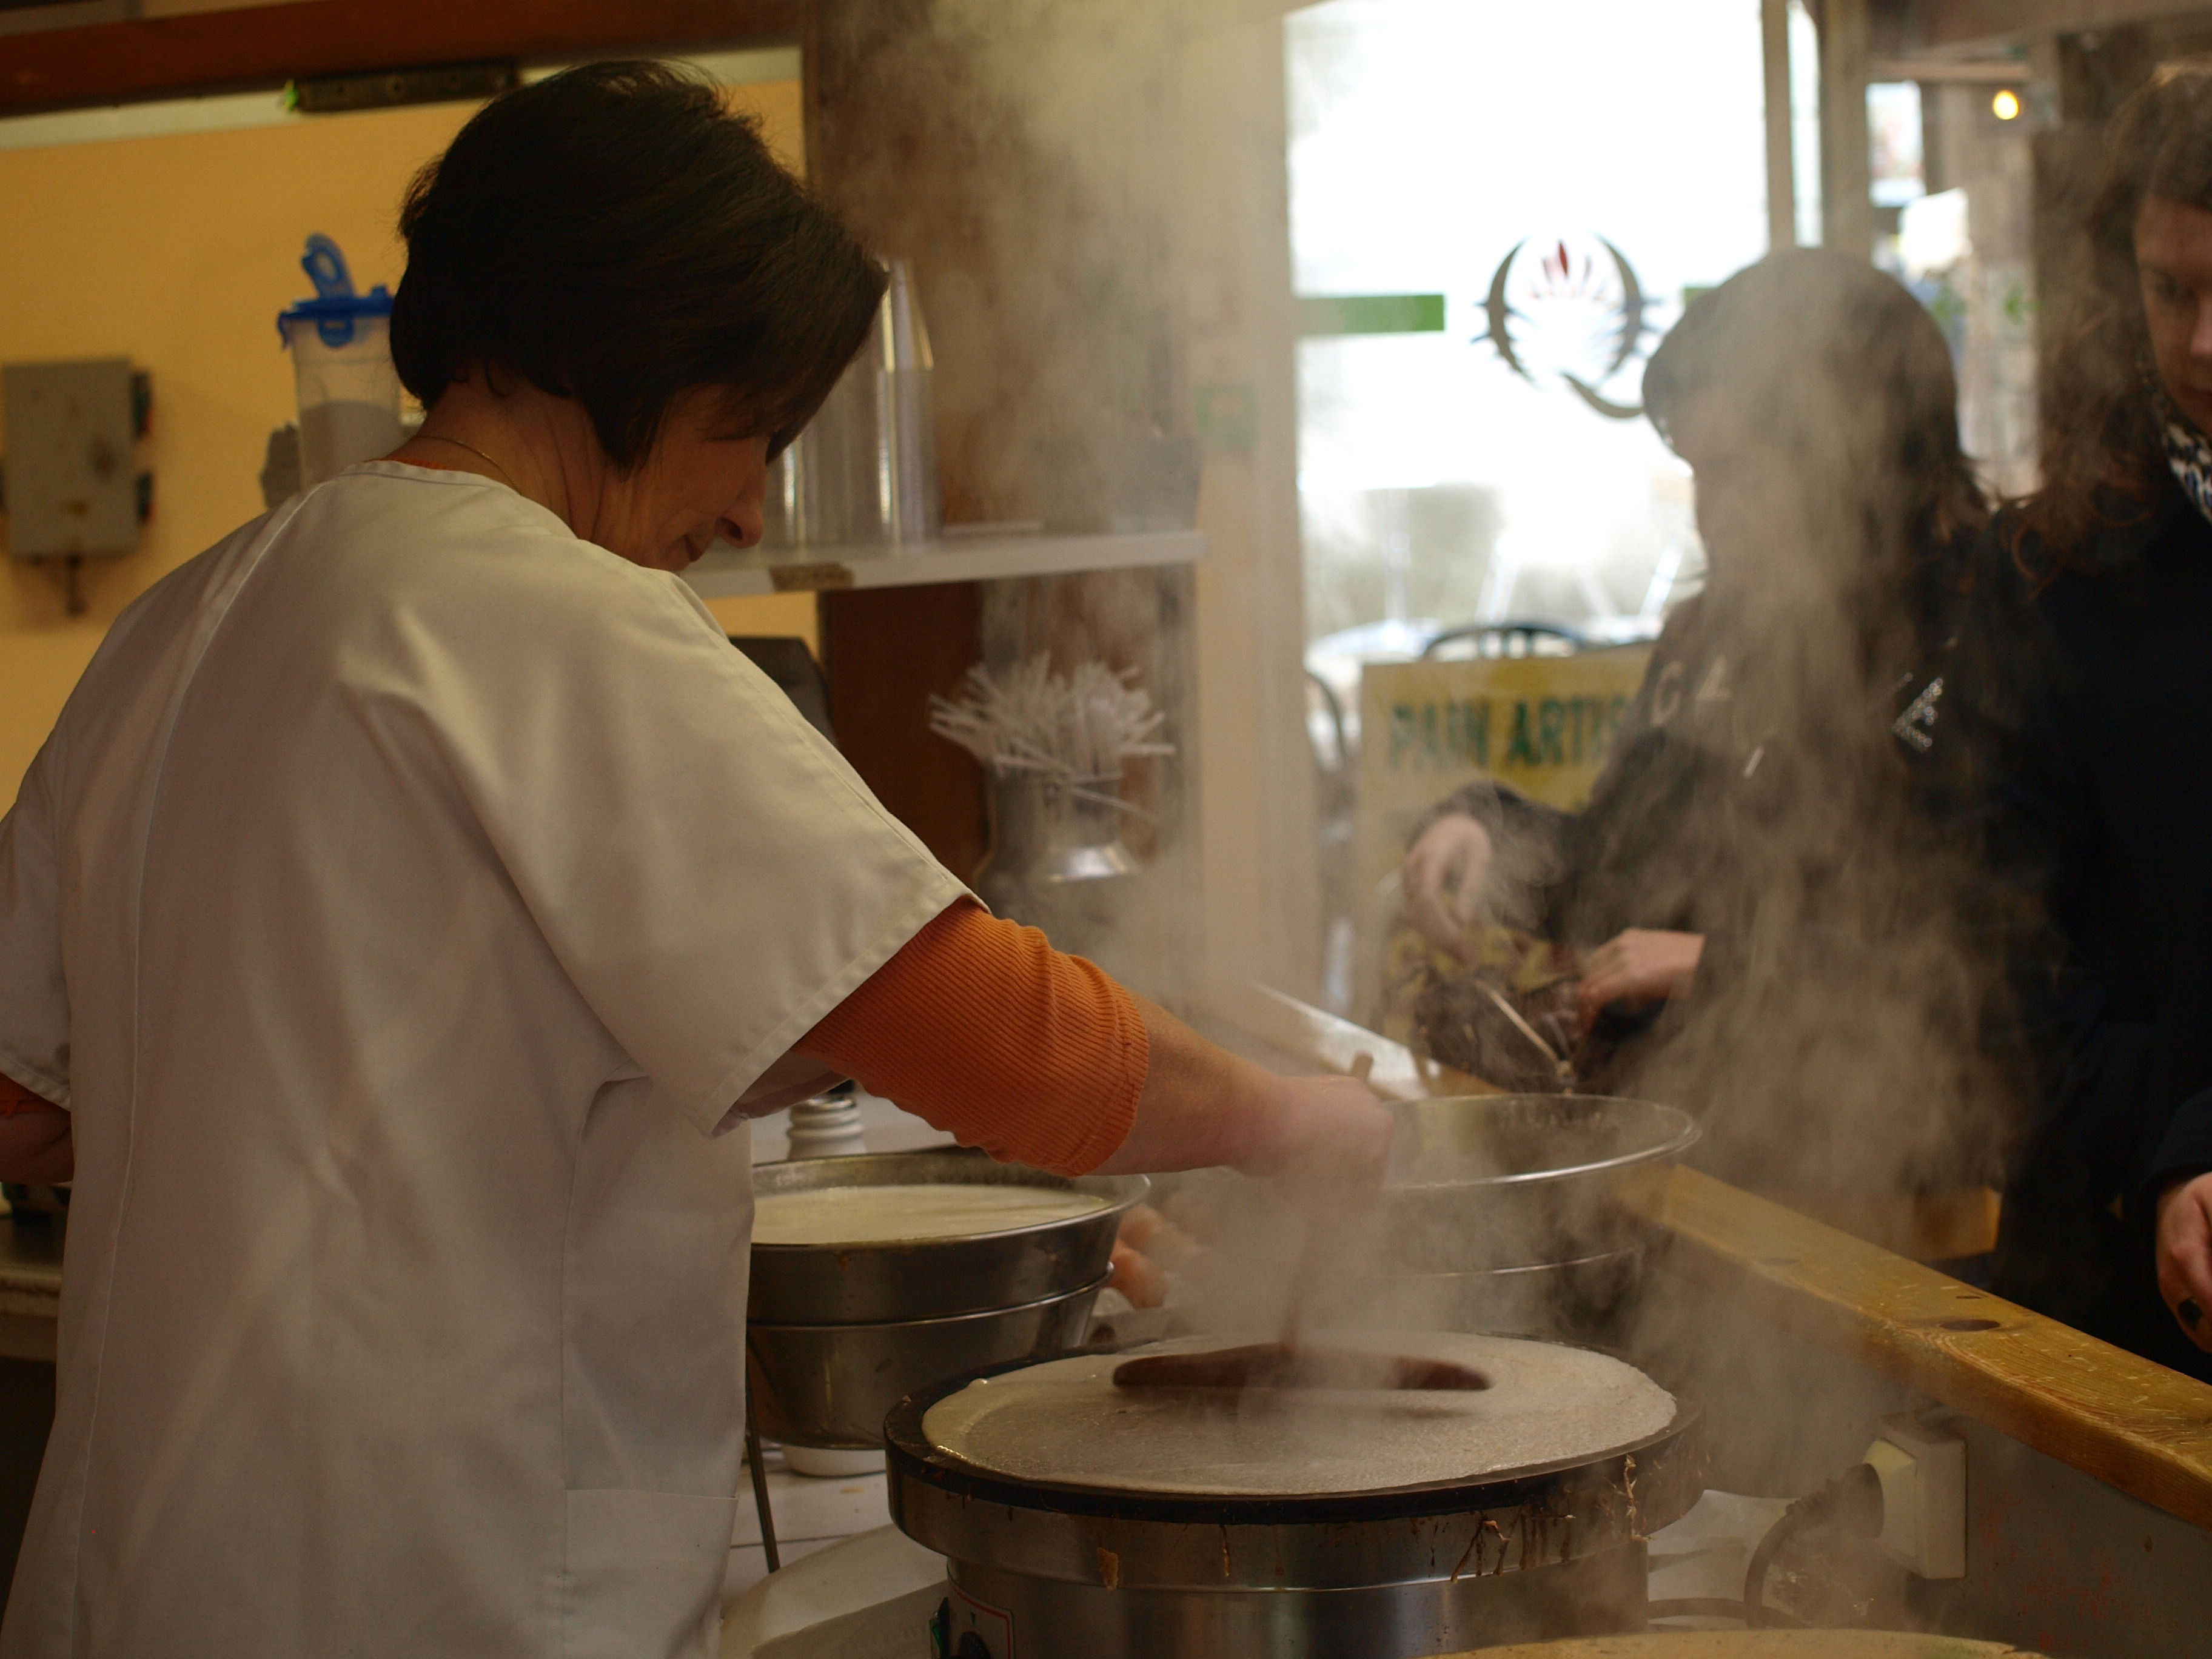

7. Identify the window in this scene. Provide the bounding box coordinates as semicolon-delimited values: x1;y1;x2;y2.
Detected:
1290;0;1767;672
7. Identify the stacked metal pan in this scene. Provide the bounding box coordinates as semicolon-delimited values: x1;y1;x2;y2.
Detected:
746;1148;1149;1450
1322;1093;1700;1338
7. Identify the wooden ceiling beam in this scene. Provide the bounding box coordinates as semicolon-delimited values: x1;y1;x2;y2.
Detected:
1904;0;2212;55
0;0;800;116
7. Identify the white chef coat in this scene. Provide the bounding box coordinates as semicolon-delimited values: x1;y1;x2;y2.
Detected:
0;463;963;1658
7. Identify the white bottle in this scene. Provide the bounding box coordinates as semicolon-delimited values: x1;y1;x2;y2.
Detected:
785;1091;866;1161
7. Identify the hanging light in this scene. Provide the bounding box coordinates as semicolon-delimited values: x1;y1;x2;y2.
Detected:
1992;89;2022;121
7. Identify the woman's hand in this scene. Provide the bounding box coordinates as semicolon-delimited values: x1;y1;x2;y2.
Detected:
0;1113;71;1186
0;1074;70;1185
1228;1072;1397;1192
1403;814;1494;960
1576;929;1705;1030
2157;1173;2212;1353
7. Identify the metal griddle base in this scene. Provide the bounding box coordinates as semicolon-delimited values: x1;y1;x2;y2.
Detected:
937;1543;1647;1659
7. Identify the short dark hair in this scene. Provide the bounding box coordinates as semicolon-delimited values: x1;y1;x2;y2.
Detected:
390;61;885;469
1644;248;1986;580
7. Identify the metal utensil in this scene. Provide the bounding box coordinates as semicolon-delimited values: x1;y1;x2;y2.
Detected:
743;1377;780;1574
1128;1054;1470;1398
1275;1050;1376;1352
1111;1341;1489;1392
1475;981;1577;1090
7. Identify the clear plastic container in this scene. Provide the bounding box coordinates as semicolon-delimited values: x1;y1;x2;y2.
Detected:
762;259;939;548
278;235;404;488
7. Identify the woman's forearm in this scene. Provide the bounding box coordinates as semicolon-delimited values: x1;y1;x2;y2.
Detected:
797;902;1392;1183
1091;995;1393;1184
1088;996;1272;1175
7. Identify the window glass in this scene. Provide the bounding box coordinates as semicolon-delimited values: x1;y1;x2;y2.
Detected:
1289;0;1767;671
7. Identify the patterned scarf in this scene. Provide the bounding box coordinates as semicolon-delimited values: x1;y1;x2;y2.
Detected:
2161;394;2212;527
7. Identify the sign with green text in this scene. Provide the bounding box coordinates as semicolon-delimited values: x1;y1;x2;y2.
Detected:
1351;650;1651;1014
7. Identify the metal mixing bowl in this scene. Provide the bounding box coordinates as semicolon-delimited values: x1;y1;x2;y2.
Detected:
749;1148;1148;1324
747;1272;1107;1449
1329;1244;1648;1338
1381;1093;1698;1273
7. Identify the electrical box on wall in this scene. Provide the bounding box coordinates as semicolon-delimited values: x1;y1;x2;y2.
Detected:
1865;1412;1968;1580
2;357;153;613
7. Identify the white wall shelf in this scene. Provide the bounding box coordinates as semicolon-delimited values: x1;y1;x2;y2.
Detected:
683;528;1205;598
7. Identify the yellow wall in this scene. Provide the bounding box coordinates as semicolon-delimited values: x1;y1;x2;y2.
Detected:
0;80;813;799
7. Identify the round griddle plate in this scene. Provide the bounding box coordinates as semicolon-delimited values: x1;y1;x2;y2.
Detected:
884;1341;1702;1529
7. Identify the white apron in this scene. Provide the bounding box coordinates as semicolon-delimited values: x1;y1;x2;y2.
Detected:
0;464;961;1657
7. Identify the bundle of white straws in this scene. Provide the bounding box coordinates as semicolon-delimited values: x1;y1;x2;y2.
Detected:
928;654;1173;782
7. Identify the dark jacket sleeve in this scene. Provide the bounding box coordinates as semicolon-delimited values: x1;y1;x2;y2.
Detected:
2146;1095;2212;1197
1960;544;2160;1213
1408;631;1687;936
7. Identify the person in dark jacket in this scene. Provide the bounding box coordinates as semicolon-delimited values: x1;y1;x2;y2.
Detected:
1978;65;2212;1381
1399;249;2007;1191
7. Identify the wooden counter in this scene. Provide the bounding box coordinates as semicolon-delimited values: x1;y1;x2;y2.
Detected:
1652;1165;2212;1533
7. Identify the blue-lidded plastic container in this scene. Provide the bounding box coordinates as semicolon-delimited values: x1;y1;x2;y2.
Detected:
277;235;403;485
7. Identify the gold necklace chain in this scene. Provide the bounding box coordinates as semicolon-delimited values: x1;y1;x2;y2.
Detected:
415;432;519;491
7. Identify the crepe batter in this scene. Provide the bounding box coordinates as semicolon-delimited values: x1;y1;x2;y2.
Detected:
922;1331;1675;1496
752;1182;1110;1245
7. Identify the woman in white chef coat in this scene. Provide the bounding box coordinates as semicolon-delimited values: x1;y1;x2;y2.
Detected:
0;64;1388;1659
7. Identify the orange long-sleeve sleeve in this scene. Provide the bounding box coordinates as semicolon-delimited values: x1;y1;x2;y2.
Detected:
799;899;1147;1176
0;1073;61;1118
